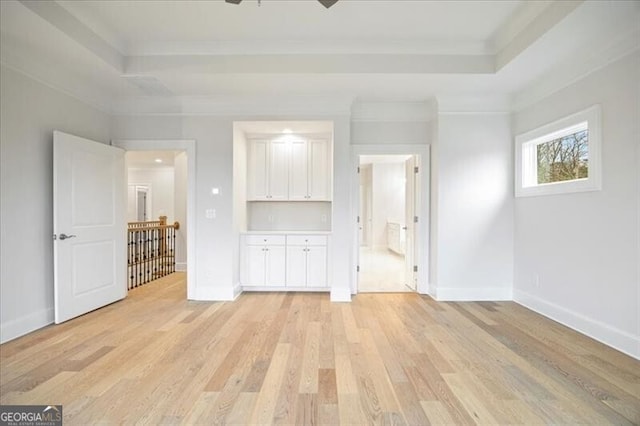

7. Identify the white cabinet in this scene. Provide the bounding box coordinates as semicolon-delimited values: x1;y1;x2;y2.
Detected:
241;234;329;290
286;235;328;287
247;139;289;201
242;235;286;287
289;139;330;201
308;139;330;200
248;137;331;201
387;222;405;255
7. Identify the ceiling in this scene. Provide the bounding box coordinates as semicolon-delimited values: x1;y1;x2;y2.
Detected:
1;1;638;114
126;151;180;169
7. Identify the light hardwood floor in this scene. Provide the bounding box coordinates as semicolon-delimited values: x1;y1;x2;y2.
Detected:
1;273;638;425
358;247;411;293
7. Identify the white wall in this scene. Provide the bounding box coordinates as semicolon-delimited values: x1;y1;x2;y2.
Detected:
126;167;175;222
112;114;353;302
433;113;514;301
0;65;111;342
232;127;247;289
512;52;640;359
247;202;331;231
371;162;406;247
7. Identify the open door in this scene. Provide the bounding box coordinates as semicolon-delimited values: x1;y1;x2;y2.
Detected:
405;155;419;291
53;131;126;324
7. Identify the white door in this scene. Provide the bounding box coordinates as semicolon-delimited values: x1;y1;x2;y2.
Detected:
289;139;308;200
405;156;418;291
53;131;126;324
308;139;329;200
247;139;269;200
286;245;307;286
306;246;328;287
265;246;286;286
269;141;289;200
245;245;267;286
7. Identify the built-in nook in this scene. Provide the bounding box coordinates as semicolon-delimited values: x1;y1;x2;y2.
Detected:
233;121;334;292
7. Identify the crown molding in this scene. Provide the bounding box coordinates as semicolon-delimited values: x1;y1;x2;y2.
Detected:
110;95;354;117
351;100;437;122
436;95;511;114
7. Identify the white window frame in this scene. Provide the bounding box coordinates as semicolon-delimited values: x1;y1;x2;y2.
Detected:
515;105;601;197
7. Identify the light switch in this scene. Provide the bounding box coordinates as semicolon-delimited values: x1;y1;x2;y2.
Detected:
211;187;220;195
205;209;216;219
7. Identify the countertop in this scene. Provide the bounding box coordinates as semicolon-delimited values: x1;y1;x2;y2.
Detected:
241;230;332;235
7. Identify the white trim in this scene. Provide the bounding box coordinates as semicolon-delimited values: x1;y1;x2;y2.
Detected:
195;285;240;301
434;287;513;301
351;144;431;296
112;139;197;299
330;286;352;302
515;105;601;197
351;101;437;123
243;286;330;292
514;289;640;360
128;183;152;222
0;308;54;344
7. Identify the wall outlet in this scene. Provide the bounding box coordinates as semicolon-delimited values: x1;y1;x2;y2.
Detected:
535;274;540;288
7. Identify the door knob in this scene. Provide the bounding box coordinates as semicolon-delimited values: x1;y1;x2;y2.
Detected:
58;233;76;240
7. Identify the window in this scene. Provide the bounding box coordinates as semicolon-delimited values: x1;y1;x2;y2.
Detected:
515;105;601;197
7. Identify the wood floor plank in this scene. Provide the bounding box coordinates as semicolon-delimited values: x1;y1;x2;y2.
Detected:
249;343;291;424
1;272;638;425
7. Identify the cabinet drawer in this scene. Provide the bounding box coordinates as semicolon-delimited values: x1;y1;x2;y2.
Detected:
245;235;286;246
287;235;327;246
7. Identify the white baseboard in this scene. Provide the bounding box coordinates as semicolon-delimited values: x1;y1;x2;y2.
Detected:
514;289;639;360
242;286;330;292
175;262;187;272
331;286;352;302
191;284;239;301
233;282;242;298
434;286;513;301
0;308;54;344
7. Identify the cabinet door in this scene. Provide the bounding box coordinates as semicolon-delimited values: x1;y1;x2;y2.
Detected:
265;245;286;286
245;245;266;286
247;139;270;200
286;246;307;286
306;246;327;287
308;139;330;200
289;139;308;200
269;140;289;200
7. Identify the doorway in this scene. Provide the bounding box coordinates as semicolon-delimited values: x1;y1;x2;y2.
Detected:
113;139;197;299
351;144;430;295
358;155;418;292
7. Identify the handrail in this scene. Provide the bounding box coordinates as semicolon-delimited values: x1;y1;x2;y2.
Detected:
126;216;179;290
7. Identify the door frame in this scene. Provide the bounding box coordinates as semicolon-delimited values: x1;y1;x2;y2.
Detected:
113;139;197;299
128;183;152;222
351;144;430;295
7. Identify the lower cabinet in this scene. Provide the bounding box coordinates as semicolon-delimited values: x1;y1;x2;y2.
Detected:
286;235;328;288
241;234;329;289
243;235;286;287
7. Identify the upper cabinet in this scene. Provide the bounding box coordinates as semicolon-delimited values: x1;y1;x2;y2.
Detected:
247;139;289;200
247;135;332;201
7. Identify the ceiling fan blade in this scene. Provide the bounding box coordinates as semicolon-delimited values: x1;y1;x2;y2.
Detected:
318;0;338;8
225;0;242;4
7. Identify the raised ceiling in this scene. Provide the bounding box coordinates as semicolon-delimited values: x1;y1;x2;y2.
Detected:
1;0;638;114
